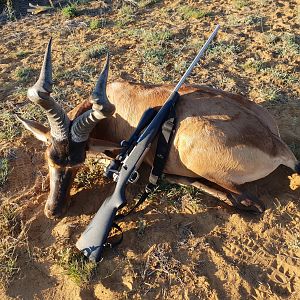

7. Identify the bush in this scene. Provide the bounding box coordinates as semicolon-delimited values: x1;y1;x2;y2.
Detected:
61;4;77;18
89;19;104;30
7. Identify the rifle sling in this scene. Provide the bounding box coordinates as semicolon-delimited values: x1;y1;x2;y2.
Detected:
115;103;177;222
105;104;176;249
103;222;123;249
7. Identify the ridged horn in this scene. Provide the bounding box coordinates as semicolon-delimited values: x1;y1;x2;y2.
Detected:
71;53;115;143
27;38;70;141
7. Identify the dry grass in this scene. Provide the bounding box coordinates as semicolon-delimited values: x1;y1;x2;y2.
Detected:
0;102;47;141
85;44;109;60
0;0;300;298
178;5;212;20
0;156;9;187
57;247;97;286
74;158;105;189
143;243;183;284
61;4;78;19
115;4;136;27
0;201;28;288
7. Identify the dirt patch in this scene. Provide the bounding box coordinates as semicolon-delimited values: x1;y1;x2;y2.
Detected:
0;0;300;299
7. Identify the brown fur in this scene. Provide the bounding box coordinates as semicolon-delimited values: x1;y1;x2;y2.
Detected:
21;80;298;216
70;81;297;194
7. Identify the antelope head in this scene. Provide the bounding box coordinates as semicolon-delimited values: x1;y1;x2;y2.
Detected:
18;39;116;218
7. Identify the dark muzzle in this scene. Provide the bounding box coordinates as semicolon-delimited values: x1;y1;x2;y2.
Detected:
45;165;77;218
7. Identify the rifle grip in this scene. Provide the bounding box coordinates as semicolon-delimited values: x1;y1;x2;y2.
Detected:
76;192;124;262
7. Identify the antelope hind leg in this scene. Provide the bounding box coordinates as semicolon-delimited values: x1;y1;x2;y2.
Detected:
164;175;265;213
227;191;265;213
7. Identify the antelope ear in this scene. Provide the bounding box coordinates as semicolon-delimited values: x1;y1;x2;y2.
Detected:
87;138;121;153
16;115;50;144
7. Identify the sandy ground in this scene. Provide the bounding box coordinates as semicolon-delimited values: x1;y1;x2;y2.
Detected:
0;0;300;299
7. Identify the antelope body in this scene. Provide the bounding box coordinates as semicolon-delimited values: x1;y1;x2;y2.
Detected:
19;40;299;218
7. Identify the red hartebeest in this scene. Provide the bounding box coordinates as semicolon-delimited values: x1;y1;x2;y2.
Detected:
18;40;300;218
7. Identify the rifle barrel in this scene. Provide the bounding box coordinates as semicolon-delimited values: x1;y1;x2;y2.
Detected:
76;26;220;262
173;24;220;93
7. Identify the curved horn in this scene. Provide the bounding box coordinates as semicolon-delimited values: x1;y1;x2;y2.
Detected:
27;38;70;141
71;53;115;143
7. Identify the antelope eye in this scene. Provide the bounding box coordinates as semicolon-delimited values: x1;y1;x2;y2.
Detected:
48;149;63;165
50;154;61;164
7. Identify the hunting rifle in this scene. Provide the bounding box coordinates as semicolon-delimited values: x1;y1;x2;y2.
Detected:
76;25;220;262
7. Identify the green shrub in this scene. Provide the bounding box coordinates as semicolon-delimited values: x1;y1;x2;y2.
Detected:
61;5;78;18
15;50;29;58
233;0;249;9
143;48;167;65
14;67;34;82
179;5;211;19
0;157;9;187
115;5;135;27
57;247;96;285
85;45;108;59
89;19;105;30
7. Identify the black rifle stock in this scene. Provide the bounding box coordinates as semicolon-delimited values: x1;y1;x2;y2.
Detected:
75;188;125;262
76;25;220;262
76;91;179;262
105;108;157;179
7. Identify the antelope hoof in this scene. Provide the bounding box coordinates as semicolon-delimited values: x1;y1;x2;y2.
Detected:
44;201;68;219
228;193;265;213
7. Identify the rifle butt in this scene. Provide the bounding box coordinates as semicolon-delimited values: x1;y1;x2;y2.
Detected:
76;193;124;262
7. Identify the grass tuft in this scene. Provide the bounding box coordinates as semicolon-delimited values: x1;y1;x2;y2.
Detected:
115;5;135;27
61;4;78;18
137;0;161;8
132;28;174;82
15;50;29;58
0;156;9;187
233;0;249;9
280;33;300;56
143;48;167;65
243;58;267;72
262;32;279;44
259;86;282;103
207;41;242;60
14;67;35;82
243;58;299;84
74;158;104;189
85;45;109;60
143;30;172;46
0;110;22;141
151;180;202;208
89;18;106;30
179;5;211;19
0;102;47;141
57;248;96;285
0;201;27;288
288;235;300;250
143;244;182;283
